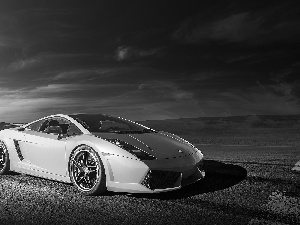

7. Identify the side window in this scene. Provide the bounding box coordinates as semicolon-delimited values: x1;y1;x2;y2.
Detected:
39;119;51;132
67;123;83;136
26;119;46;132
38;117;82;136
40;118;67;134
42;119;63;134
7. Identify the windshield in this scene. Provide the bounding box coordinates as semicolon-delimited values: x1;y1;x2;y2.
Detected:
68;114;155;133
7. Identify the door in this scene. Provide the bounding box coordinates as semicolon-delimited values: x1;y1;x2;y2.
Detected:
21;130;67;176
20;118;70;176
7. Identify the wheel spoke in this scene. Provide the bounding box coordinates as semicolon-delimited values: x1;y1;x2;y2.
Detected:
87;165;98;173
73;160;84;172
85;174;91;184
76;173;85;184
73;168;81;177
81;151;89;167
86;153;92;165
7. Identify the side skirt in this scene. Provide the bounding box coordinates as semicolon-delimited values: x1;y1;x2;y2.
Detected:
11;162;72;184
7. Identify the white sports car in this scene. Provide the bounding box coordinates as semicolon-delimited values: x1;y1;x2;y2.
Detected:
0;114;205;195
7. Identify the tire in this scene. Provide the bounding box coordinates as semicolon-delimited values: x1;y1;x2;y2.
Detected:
0;141;10;175
69;145;106;195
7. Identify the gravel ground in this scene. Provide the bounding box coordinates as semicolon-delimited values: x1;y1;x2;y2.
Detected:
0;146;299;225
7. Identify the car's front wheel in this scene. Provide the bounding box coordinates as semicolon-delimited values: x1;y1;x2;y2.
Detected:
0;141;10;175
69;145;106;195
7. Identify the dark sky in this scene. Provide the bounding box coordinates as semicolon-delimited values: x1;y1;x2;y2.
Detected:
0;0;299;122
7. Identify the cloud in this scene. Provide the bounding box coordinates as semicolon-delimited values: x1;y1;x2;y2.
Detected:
114;46;160;61
8;58;39;72
1;52;99;80
136;81;195;102
189;71;231;81
0;81;199;122
262;70;300;99
0;74;299;123
53;68;114;81
0;14;23;49
211;13;262;42
0;83;82;100
51;65;175;86
0;34;22;50
172;12;261;44
30;83;82;93
172;4;300;45
0;36;11;47
115;46;130;61
0;94;76;123
0;83;112;122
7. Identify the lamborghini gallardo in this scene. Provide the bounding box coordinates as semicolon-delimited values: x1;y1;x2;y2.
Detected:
0;114;205;195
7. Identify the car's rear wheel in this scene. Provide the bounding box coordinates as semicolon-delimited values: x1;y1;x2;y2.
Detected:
69;145;106;195
0;141;10;175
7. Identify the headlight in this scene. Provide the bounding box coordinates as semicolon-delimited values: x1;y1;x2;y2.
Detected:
104;139;156;160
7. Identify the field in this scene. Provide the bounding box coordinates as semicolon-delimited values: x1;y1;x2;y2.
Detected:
0;115;299;224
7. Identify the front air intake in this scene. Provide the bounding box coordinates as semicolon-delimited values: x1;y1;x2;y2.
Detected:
141;170;181;190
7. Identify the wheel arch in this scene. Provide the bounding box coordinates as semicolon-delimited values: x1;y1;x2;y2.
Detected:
0;136;19;167
0;136;11;174
67;142;113;186
0;129;26;166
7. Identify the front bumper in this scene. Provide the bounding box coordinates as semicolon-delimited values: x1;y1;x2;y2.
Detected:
104;150;205;193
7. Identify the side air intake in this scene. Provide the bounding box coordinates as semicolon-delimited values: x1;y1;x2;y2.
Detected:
13;139;24;161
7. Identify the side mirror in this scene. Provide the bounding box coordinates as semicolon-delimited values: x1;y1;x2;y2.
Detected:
58;133;69;140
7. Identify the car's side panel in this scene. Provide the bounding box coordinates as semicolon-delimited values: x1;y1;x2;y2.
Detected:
20;130;67;176
0;129;71;183
12;161;71;183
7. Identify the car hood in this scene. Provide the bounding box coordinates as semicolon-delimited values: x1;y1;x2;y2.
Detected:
92;131;198;159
